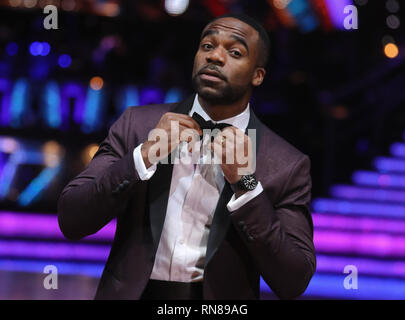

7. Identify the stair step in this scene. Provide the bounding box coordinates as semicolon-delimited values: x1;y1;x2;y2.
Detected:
263;273;405;299
0;258;104;278
312;213;405;234
390;142;405;158
0;211;115;241
374;157;405;173
314;230;405;257
312;198;405;218
316;254;405;279
352;170;405;188
0;240;110;262
329;185;405;203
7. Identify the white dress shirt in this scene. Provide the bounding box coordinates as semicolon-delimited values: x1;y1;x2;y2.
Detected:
133;95;263;282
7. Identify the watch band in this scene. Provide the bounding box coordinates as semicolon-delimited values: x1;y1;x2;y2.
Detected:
231;174;258;192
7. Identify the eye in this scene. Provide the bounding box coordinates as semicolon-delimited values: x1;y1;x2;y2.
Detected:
202;43;213;50
230;50;242;57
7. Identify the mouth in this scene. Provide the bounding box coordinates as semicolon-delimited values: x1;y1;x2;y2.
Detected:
198;68;225;83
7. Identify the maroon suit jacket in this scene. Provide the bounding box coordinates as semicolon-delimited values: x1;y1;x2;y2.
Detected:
57;94;316;300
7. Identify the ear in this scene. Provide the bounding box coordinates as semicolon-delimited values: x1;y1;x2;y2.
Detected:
251;67;266;87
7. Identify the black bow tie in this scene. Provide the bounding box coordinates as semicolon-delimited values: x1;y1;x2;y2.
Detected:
191;112;232;139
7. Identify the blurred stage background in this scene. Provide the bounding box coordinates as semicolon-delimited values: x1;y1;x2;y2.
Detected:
0;0;404;299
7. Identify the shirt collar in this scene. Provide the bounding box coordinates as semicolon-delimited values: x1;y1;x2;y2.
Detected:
188;94;250;132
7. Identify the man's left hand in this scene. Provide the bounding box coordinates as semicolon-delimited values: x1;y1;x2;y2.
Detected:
211;126;255;187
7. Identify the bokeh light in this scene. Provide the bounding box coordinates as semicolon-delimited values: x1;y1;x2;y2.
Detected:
58;54;72;68
42;140;63;167
165;0;189;16
90;77;104;91
6;43;19;56
81;143;99;165
384;42;399;59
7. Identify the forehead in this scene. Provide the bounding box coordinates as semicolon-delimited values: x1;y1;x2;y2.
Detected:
201;17;259;45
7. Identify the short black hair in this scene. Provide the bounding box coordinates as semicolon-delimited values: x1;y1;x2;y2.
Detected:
207;13;270;68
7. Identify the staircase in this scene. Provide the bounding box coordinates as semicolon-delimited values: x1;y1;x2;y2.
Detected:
295;132;405;299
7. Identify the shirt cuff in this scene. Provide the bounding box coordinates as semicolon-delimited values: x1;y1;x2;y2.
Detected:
133;143;157;181
226;181;264;212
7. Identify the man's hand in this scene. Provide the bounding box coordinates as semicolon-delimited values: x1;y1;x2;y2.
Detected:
141;112;202;168
211;126;255;185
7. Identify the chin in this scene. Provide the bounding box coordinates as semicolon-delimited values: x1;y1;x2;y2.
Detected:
198;87;226;101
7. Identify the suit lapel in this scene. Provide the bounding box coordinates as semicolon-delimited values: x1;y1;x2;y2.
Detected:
205;109;263;267
148;94;195;254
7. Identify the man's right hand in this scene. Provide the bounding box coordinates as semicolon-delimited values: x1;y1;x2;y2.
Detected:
141;112;202;168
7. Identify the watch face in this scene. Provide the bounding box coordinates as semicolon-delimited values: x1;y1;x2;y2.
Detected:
240;174;258;190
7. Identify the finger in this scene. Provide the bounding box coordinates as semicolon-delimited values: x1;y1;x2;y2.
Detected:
213;130;233;148
178;125;201;153
212;139;225;164
168;113;203;135
179;125;200;142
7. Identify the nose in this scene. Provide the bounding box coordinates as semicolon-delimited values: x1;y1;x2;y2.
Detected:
206;47;225;66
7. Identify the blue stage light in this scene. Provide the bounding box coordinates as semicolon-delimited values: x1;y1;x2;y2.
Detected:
58;54;71;68
42;81;62;128
18;166;61;206
116;85;139;114
261;273;405;299
29;42;42;56
164;88;183;103
39;42;50;56
6;43;18;56
10;79;29;127
81;87;105;133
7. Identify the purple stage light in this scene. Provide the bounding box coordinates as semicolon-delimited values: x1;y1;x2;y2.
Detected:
330;185;405;203
140;87;164;105
314;230;405;257
324;0;354;30
1;210;405;260
374;157;405;173
0;240;110;262
316;255;405;278
391;143;405;158
0;211;115;241
0;259;104;278
312;198;405;218
352;170;405;188
313;213;405;234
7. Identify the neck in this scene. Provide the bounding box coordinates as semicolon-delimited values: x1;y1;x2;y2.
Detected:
197;94;250;121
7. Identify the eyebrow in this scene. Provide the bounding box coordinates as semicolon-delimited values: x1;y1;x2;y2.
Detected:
200;29;250;53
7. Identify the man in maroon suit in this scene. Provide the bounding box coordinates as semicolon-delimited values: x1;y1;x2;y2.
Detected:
57;13;316;300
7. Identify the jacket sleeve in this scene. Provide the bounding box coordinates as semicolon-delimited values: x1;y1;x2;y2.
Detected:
57;108;141;240
229;154;316;299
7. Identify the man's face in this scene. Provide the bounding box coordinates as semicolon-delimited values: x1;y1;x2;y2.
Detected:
192;17;265;105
